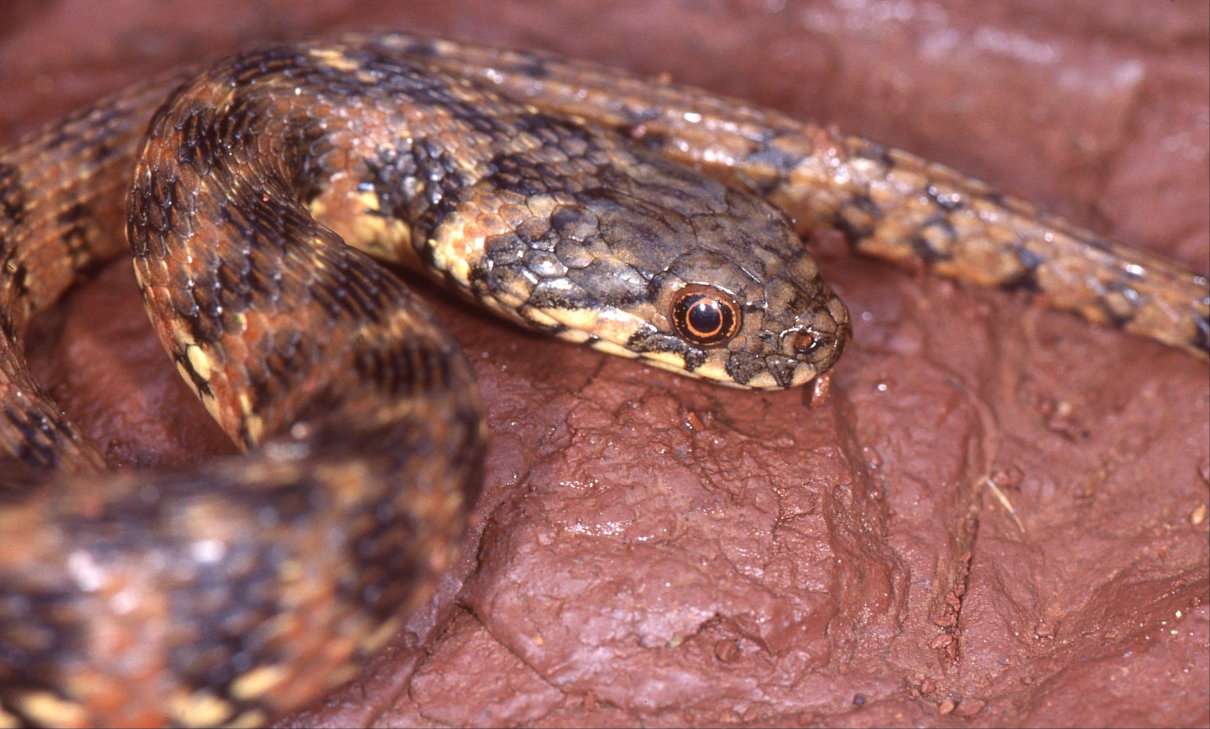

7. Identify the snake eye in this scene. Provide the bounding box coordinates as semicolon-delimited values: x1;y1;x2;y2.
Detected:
671;285;741;347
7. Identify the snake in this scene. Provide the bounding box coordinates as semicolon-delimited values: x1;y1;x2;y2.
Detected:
0;31;1205;728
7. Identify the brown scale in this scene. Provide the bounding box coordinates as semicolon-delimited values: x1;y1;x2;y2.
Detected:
0;32;1204;728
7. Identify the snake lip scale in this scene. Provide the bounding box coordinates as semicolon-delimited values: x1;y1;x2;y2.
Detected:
0;31;1206;728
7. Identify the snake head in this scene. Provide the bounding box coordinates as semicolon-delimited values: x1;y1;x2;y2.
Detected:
637;242;850;389
457;136;850;390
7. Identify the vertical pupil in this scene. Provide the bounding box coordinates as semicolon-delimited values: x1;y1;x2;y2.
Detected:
689;299;722;335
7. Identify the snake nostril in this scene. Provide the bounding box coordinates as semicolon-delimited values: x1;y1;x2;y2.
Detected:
792;329;818;356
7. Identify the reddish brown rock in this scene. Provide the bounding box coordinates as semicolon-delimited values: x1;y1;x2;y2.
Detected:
6;1;1208;727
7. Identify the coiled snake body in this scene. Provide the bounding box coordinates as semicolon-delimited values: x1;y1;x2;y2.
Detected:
0;33;1205;727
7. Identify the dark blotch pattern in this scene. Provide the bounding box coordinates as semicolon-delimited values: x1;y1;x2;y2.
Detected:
1001;244;1045;293
0;582;83;716
833;192;881;244
364;138;469;245
0;163;25;230
910;214;957;264
1194;313;1210;355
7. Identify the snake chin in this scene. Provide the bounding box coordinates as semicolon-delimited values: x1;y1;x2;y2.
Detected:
573;287;849;390
550;275;851;390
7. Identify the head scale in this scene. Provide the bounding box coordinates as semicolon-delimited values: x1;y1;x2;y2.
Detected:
462;132;849;389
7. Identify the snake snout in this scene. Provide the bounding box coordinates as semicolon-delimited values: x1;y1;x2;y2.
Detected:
780;289;850;375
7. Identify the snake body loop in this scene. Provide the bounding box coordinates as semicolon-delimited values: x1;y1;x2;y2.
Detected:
0;31;1205;728
0;34;845;726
